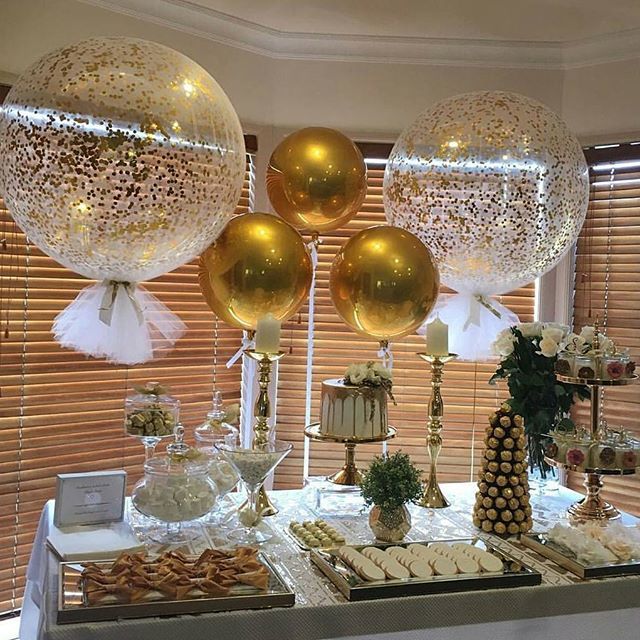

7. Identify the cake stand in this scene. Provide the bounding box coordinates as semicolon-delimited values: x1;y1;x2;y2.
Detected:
304;424;397;486
548;373;638;522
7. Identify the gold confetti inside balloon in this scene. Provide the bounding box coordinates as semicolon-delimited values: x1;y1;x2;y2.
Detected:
330;226;439;341
383;91;589;295
0;37;245;282
199;213;313;330
267;127;367;233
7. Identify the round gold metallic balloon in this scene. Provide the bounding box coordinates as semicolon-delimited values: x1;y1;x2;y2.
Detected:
199;212;313;330
330;226;440;341
267;127;367;233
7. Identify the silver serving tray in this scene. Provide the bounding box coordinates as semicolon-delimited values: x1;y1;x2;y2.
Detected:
57;553;295;624
521;533;640;579
310;537;541;601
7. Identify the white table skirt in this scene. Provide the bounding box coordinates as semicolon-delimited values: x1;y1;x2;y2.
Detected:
19;483;640;640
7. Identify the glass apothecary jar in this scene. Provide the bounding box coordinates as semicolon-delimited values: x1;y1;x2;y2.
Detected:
194;391;240;525
132;430;218;543
194;390;239;448
125;382;180;460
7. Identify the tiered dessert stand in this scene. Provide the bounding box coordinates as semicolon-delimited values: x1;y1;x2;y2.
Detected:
548;371;638;522
304;424;396;486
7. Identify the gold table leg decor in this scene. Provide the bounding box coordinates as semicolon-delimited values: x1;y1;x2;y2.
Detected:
417;353;457;509
244;349;285;516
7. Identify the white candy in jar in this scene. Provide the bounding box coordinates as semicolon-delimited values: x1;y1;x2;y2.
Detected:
133;475;217;522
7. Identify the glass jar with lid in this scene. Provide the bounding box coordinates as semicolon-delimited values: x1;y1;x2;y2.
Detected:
195;391;240;525
132;426;218;543
125;381;180;460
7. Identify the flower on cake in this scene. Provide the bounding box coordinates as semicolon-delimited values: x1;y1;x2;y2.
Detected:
344;361;395;404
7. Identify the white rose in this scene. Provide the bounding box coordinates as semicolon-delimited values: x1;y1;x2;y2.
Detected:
541;326;565;344
346;363;367;385
373;363;392;380
580;326;595;343
519;322;543;338
538;337;560;358
544;322;570;337
492;333;515;357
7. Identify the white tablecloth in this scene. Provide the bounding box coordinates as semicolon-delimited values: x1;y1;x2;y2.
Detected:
19;483;640;640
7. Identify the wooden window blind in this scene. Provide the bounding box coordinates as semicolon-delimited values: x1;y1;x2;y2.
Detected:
570;144;640;515
0;140;256;614
274;148;534;489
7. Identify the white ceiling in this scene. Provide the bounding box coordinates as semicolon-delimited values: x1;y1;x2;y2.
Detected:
82;0;640;68
186;0;640;43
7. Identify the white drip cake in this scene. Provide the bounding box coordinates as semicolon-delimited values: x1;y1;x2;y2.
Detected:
319;378;388;439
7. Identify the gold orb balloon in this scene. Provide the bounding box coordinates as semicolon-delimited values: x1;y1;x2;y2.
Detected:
383;91;589;295
267;127;367;233
199;213;313;330
330;226;439;341
0;37;245;282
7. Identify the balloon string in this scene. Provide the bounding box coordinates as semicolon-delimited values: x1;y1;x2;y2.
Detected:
226;330;255;368
377;340;393;455
377;340;394;370
302;237;319;481
235;329;257;448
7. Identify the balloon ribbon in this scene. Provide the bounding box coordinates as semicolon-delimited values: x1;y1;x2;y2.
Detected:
226;331;255;368
463;294;502;330
98;280;143;326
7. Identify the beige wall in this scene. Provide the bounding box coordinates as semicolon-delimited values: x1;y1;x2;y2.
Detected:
0;0;275;126
562;58;640;144
1;0;561;136
0;0;638;143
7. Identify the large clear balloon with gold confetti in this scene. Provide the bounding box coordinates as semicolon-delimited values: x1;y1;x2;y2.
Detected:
383;91;588;360
0;37;245;364
383;91;588;296
0;37;245;281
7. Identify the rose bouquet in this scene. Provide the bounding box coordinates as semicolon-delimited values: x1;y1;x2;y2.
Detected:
490;322;590;476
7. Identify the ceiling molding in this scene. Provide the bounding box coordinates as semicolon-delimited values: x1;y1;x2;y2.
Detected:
80;0;640;70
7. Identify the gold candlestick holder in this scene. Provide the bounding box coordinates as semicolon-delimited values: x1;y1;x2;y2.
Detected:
416;352;458;509
244;349;285;516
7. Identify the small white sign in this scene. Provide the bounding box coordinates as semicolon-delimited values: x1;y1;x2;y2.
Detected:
54;471;126;527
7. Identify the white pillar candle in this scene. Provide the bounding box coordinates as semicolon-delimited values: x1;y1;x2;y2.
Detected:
426;318;449;356
255;313;281;353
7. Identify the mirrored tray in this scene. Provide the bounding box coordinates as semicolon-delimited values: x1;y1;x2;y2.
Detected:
310;537;541;601
57;552;295;624
521;533;640;579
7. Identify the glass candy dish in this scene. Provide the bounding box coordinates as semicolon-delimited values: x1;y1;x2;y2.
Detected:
215;440;293;545
195;391;240;526
125;381;180;460
132;427;218;544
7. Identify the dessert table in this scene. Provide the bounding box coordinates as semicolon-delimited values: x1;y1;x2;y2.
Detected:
20;482;640;640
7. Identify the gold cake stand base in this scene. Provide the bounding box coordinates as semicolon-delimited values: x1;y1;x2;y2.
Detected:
552;372;637;523
545;456;635;523
304;424;396;486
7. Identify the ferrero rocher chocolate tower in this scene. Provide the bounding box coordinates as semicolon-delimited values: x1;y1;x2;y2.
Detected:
473;403;533;536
